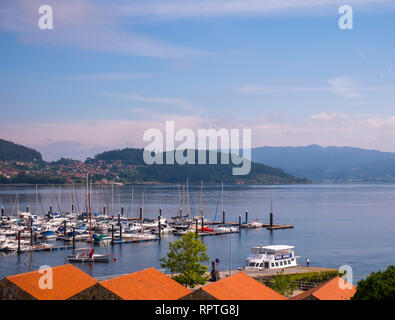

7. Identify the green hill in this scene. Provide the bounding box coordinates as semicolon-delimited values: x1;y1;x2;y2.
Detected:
89;148;308;184
0;139;42;162
92;147;146;165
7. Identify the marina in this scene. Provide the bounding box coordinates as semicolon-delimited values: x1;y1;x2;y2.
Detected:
1;183;395;283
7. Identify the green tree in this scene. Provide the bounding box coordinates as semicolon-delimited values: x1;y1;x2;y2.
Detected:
352;265;395;300
159;232;210;288
269;270;298;296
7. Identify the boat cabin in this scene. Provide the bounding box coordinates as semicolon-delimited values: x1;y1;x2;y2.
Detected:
245;244;298;270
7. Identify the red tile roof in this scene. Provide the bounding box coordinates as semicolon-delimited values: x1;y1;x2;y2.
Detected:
202;272;287;300
100;268;191;300
290;276;356;300
6;264;97;300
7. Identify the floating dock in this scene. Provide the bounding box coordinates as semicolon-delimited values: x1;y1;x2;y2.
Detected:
109;237;160;244
174;230;241;237
265;224;294;230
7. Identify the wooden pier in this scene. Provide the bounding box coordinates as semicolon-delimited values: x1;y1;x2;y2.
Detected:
15;244;76;253
265;224;294;230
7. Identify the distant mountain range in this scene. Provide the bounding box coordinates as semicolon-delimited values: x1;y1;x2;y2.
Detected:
3;138;395;183
252;145;395;182
0;139;42;162
0;140;307;185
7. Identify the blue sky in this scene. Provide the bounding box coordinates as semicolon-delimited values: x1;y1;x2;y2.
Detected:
1;0;395;160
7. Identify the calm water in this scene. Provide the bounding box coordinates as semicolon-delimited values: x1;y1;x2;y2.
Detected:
1;183;395;283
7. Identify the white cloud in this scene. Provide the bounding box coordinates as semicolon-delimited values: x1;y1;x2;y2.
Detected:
107;92;200;112
116;0;394;19
328;77;360;99
0;0;207;59
234;77;395;99
57;72;150;81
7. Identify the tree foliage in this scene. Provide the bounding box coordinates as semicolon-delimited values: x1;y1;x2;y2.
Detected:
268;271;299;296
352;265;395;300
0;139;42;162
159;232;210;288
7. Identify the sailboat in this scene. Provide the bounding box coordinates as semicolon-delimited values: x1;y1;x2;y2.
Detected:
67;175;115;263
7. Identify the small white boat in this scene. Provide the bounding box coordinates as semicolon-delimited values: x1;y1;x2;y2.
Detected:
245;219;264;228
67;248;112;263
152;224;175;235
244;244;300;270
131;233;157;240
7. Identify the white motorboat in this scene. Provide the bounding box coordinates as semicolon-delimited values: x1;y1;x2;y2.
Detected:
244;243;300;270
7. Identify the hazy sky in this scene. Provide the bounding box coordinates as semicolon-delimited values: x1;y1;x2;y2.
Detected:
1;0;395;160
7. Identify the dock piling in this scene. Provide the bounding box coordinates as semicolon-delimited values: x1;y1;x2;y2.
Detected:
245;210;248;224
158;214;161;239
111;224;114;245
222;210;226;224
270;202;273;227
30;217;33;247
72;227;75;249
17;230;21;255
239;215;241;231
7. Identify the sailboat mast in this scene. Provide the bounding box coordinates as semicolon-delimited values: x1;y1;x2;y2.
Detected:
200;181;203;218
87;174;93;251
186;179;190;217
35;185;38;216
131;187;134;218
141;191;144;234
182;186;185;216
111;181;114;215
221;181;224;213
